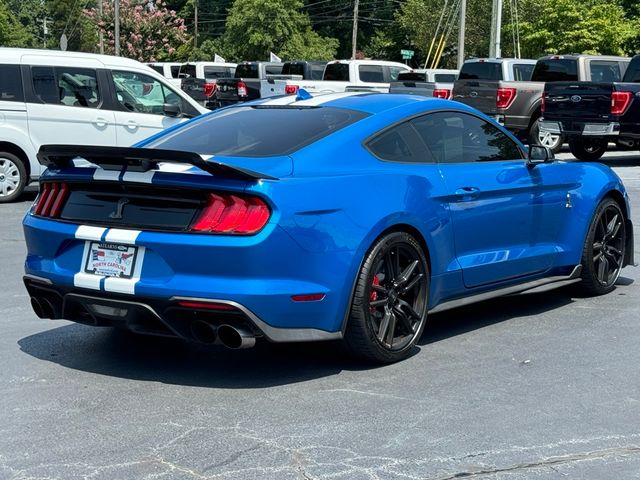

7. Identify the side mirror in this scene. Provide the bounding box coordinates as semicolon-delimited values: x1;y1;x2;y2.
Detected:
163;103;182;118
528;144;554;166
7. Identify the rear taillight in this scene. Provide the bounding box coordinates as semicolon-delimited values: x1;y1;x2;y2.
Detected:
285;84;299;95
191;193;270;235
433;88;451;99
611;91;633;115
204;82;217;97
237;81;248;98
496;88;517;109
33;182;69;218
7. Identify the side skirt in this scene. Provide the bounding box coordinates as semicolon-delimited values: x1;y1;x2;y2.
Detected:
429;265;583;314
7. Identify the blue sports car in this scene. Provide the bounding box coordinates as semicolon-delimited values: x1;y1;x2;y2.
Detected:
23;92;634;362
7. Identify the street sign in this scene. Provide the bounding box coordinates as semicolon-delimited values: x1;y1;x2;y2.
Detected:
60;33;68;51
401;49;414;59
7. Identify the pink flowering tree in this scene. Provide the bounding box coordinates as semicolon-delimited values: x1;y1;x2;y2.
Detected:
84;0;188;62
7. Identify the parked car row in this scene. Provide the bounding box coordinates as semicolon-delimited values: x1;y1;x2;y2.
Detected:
0;48;208;202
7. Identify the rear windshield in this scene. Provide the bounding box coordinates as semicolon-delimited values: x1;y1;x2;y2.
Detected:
147;106;369;157
235;64;259;78
282;63;305;77
203;66;235;80
589;61;622;82
179;64;197;78
311;64;325;80
531;59;578;82
324;63;350;81
398;72;427;82
512;63;534;81
434;73;457;82
459;62;502;80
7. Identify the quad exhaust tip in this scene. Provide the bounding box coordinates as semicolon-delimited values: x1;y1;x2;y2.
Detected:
30;297;55;319
217;324;256;349
190;319;218;344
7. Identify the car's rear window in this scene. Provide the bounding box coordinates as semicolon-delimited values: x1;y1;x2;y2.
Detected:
204;66;235;80
434;73;457;82
147;106;370;157
512;63;534;81
235;64;259;78
179;64;197;78
324;63;350;81
459;62;502;80
398;72;427;82
531;59;578;82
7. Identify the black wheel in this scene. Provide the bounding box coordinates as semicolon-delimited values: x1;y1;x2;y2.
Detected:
568;137;607;161
345;231;429;363
578;198;626;295
0;152;27;203
529;118;563;153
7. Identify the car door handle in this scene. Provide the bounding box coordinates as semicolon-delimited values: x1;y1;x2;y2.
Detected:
126;120;138;130
92;117;108;128
454;187;481;200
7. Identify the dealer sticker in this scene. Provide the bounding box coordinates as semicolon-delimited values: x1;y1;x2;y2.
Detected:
84;242;138;278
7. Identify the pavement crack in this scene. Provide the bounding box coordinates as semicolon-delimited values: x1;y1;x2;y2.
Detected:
430;445;640;479
202;444;261;472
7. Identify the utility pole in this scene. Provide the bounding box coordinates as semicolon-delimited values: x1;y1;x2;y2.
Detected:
114;0;120;55
351;0;359;60
489;0;503;58
194;0;198;49
457;0;466;68
98;0;104;54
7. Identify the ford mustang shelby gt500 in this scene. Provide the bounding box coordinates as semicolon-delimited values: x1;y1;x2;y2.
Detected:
23;92;634;362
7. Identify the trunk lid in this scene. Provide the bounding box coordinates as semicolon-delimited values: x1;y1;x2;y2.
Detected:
452;79;500;114
544;82;615;122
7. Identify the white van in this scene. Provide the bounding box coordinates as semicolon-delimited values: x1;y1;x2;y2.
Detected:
0;48;209;202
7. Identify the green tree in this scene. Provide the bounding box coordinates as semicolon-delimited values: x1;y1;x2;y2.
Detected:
47;0;97;51
222;0;338;61
5;0;45;47
0;0;34;47
84;0;189;61
518;0;635;57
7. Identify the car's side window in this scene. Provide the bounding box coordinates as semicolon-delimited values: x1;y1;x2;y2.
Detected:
388;66;405;82
31;66;100;108
589;61;622;83
359;65;385;83
0;65;24;102
411;111;523;164
367;121;435;163
112;70;181;115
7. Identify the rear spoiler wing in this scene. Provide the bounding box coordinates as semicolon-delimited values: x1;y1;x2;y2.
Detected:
37;145;277;182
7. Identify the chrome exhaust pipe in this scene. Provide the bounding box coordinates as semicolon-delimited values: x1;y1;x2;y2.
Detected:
217;324;256;349
190;320;218;344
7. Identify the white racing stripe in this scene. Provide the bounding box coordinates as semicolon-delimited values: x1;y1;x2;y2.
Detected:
75;225;107;241
103;246;146;295
73;241;103;290
93;169;121;181
122;170;155;184
104;228;141;245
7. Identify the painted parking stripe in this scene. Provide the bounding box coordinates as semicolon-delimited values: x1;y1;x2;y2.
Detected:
103;246;146;295
104;229;141;245
75;225;107;241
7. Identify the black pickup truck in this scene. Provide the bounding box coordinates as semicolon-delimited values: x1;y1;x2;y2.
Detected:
540;55;640;161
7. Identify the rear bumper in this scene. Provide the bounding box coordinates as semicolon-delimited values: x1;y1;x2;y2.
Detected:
539;120;620;137
24;275;343;343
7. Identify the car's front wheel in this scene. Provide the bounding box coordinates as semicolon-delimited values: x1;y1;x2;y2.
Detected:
0;152;27;203
578;198;626;295
568;137;607;161
345;231;429;363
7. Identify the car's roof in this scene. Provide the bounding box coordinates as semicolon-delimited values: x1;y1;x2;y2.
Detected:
251;91;466;115
0;47;155;68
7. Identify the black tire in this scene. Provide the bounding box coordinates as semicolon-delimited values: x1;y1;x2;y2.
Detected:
0;151;27;203
528;118;563;153
345;231;429;363
578;198;626;296
568;137;607;162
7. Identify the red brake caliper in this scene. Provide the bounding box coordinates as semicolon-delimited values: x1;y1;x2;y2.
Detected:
370;274;380;302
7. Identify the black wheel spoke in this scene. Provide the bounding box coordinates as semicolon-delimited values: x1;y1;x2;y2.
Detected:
597;256;609;284
393;306;414;332
371;284;388;294
395;260;419;287
397;298;421;320
384;251;396;280
377;308;392;344
385;311;397;347
401;273;424;294
369;298;388;307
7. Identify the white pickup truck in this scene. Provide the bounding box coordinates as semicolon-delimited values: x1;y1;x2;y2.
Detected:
281;59;412;95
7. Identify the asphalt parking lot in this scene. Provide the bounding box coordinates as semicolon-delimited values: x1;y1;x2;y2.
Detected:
1;151;639;480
